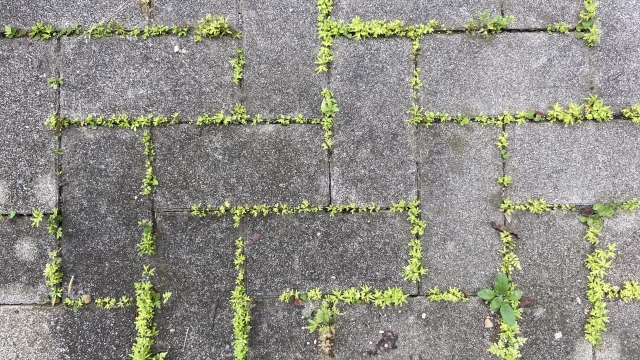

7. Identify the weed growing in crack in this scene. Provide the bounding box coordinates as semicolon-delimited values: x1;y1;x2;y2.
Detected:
496;132;509;159
46;76;63;89
391;199;427;282
464;10;514;38
230;48;245;85
497;175;512;188
575;0;601;46
43;250;63;305
95;296;133;309
500;198;574;215
194;14;239;41
31;208;44;227
547;22;571;34
620;281;640;301
141;131;158;195
137;220;156;256
231;237;251;360
426;287;468;302
48;208;63;239
622;104;640;123
584;243;617;346
321;88;338;149
63;297;84;312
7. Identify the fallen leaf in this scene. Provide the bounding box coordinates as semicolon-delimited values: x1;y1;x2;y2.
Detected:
490;221;518;238
580;206;594;216
293;298;302;307
248;233;261;246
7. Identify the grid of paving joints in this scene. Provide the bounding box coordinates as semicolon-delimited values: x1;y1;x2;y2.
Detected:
1;0;640;359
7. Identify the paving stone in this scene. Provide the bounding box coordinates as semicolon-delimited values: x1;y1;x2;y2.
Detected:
54;307;137;360
242;0;326;118
596;301;640;360
0;38;57;214
152;0;237;26
247;299;317;359
418;33;590;116
510;212;593;360
506;121;640;204
333;297;492;359
331;38;416;206
0;306;65;359
0;218;54;304
600;212;640;286
241;212;416;297
332;0;500;28
153;212;237;359
59;36;236;120
503;0;583;29
418;123;503;293
153;125;330;210
0;0;148;28
594;1;640;112
61;128;151;297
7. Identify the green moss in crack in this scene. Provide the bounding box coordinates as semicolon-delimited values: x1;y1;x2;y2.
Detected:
464;10;514;38
230;48;245;85
137;220;156;256
584;243;617;346
321;88;338;149
391;199;427;282
620;281;640;302
231;237;251;360
622;104;640;123
426;287;468;302
43;250;63;305
575;0;601;47
194;14;239;42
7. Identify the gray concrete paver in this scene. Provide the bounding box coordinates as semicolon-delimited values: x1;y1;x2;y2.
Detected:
503;0;583;29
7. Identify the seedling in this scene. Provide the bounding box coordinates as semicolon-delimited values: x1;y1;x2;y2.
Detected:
43;251;63;305
478;273;522;326
230;49;245;85
47;76;63;89
464;10;514;38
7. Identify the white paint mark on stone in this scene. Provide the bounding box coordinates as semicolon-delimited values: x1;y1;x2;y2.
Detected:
554;331;562;340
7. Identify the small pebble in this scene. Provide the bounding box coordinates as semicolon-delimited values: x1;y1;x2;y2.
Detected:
555;332;562;340
484;318;494;328
576;297;581;305
421;313;426;319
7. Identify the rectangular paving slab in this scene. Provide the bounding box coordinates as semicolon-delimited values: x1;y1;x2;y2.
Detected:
510;212;593;360
0;306;64;359
333;297;493;359
418;33;590;116
153;125;330;210
240;212;416;297
418;123;503;293
61;127;151;298
505;121;640;204
503;0;583;29
594;0;640;112
152;0;237;26
153;212;237;358
59;36;236;120
242;0;325;118
330;38;416;206
0;0;148;28
599;212;640;287
0;38;57;214
331;0;500;28
247;299;317;359
597;301;640;360
0;217;54;304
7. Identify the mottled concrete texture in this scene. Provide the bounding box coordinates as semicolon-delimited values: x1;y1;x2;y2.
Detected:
152;0;237;26
510;212;592;360
596;302;640;360
332;0;501;28
0;306;65;359
0;38;57;213
153;125;330;210
333;298;493;359
594;0;640;112
241;212;415;296
331;38;416;206
153;212;236;359
0;217;53;304
61;128;150;297
418;123;503;293
242;0;325;118
418;33;590;116
503;0;583;29
247;299;317;359
59;36;236;120
506;122;640;204
600;212;640;286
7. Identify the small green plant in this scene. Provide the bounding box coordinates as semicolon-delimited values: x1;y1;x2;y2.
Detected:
575;0;601;46
63;297;84;312
497;175;512;187
4;25;20;38
230;48;245;85
499;231;521;274
622;104;640;123
31;208;44;227
410;68;422;98
496;132;509;159
43;251;63;305
391;199;427;282
48;207;63;239
464;10;514;38
171;24;189;37
130;279;167;360
321;89;338;149
47;76;63;89
620;281;640;302
584;243;617;346
231;238;251;360
194;14;237;41
142;24;169;39
137;220;156;256
52;148;63;155
478;273;522;326
141;131;158;195
96;296;133;309
427;287;468;302
584;95;612;121
547;22;571;34
28;22;56;40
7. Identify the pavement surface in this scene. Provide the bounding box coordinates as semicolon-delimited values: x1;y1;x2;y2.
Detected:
1;0;639;359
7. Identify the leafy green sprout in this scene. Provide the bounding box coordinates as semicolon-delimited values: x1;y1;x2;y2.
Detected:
230;48;245;85
478;273;522;326
43;251;64;305
47;76;63;89
464;10;514;38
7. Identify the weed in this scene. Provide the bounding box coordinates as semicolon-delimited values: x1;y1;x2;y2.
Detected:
497;175;512;187
547;22;571;34
63;297;84;312
141;131;158;195
584;243;617;346
478;273;522;326
31;208;44;227
142;24;169;39
48;208;63;239
43;251;63;305
321;89;338;149
231;238;250;360
584;95;612;121
95;296;133;309
575;0;601;46
622;104;640;123
137;220;156;256
496;132;509;159
171;24;189;37
230;48;245;85
427;287;468;302
391;199;427;282
47;76;63;89
194;14;237;42
464;10;514;38
130;279;167;360
499;231;521;274
620;281;640;302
